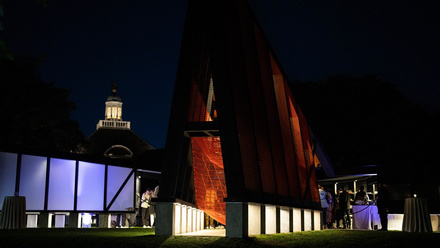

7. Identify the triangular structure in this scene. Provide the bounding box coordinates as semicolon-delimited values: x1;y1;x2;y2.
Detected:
157;0;325;237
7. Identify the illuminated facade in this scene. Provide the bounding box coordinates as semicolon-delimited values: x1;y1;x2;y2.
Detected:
0;85;161;229
0;151;136;228
97;83;130;130
82;83;154;159
156;0;332;237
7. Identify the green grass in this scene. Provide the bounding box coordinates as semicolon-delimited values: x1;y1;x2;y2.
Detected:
1;228;439;248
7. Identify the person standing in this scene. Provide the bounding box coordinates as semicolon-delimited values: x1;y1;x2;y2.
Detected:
319;185;329;229
141;188;152;228
151;185;159;228
377;183;390;231
339;188;351;229
325;188;334;228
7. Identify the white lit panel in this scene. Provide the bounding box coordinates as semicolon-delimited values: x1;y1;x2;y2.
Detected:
47;158;76;210
77;161;105;211
107;165;133;211
304;209;312;231
280;207;290;233
293;208;302;232
174;203;182;234
20;155;47;210
265;205;277;234
248;203;261;235
314;210;321;230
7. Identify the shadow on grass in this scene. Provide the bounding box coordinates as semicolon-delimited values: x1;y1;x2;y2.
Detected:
1;229;440;248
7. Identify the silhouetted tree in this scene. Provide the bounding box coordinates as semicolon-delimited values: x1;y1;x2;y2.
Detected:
293;75;439;183
0;58;84;153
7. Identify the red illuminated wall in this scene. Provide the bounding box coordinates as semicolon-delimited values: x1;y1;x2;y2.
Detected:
191;137;226;225
160;1;322;222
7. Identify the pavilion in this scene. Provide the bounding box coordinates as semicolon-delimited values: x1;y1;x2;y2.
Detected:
155;0;334;238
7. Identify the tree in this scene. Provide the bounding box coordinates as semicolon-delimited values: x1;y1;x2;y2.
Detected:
0;57;84;154
293;75;439;182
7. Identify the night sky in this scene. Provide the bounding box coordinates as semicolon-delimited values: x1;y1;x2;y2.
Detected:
2;0;439;149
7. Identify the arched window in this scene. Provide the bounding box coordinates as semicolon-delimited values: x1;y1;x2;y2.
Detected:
104;145;133;158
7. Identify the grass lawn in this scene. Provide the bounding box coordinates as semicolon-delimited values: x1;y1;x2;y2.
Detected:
1;228;440;248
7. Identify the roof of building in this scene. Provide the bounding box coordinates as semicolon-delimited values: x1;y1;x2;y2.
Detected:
84;128;154;158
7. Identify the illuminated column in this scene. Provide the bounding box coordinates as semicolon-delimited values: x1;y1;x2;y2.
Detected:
292;208;302;232
248;203;261;236
191;208;197;232
54;214;65;228
26;214;38;228
280;207;290;233
313;210;321;230
195;209;200;231
181;205;187;233
200;210;205;230
197;209;204;231
187;206;193;232
303;209;312;231
174;203;182;234
265;205;277;234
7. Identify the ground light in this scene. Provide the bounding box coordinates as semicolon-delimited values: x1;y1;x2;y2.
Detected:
81;213;92;228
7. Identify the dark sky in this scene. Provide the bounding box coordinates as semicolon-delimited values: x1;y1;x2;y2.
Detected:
2;0;439;149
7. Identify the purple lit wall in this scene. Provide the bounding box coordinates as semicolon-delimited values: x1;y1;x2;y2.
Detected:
20;155;47;210
0;152;17;207
0;152;136;212
77;161;105;211
107;165;134;211
48;158;76;210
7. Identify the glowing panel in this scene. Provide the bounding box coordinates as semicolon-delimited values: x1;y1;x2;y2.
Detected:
174;203;182;234
112;107;117;119
304;209;312;231
0;152;17;207
82;213;92;228
265;205;277;234
107;165;134;211
47;158;76;210
248;203;261;235
314;210;321;230
181;205;187;233
77;161;105;211
191;137;227;225
20;155;47;210
187;207;193;232
106;107;111;119
117;107;122;119
293;208;302;232
280;207;290;233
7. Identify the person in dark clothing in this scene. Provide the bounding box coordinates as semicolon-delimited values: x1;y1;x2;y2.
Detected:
338;188;351;229
336;188;350;229
376;183;390;231
355;185;368;205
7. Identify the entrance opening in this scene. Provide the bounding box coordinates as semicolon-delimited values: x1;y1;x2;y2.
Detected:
191;136;227;225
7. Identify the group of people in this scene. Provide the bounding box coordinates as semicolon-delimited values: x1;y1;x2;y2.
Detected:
319;185;351;229
319;183;390;230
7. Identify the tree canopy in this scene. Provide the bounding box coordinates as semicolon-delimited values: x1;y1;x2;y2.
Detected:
293;75;439;182
0;57;84;154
